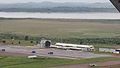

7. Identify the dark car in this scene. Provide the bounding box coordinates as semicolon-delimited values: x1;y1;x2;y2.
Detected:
32;51;36;53
48;52;53;55
2;49;5;52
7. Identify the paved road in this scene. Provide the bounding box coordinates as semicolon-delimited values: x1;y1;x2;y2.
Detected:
51;61;120;68
0;45;113;59
51;64;89;68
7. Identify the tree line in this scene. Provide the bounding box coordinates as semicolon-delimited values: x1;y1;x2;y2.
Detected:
0;33;120;45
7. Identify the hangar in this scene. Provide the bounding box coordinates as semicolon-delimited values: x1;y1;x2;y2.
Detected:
51;43;95;51
37;40;51;48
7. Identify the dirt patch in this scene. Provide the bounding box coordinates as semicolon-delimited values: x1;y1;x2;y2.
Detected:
51;64;89;68
51;61;120;68
98;64;120;68
96;61;120;66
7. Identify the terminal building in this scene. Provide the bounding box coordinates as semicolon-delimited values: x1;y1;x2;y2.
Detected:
51;43;95;51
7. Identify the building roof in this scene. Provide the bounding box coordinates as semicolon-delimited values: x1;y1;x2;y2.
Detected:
55;43;93;48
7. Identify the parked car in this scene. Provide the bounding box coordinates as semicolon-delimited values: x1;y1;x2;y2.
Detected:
48;52;53;55
32;51;36;53
2;49;5;52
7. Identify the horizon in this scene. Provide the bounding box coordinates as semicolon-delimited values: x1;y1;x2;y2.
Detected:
0;1;111;4
0;0;110;4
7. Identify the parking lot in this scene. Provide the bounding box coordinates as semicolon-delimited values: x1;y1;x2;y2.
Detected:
0;45;112;59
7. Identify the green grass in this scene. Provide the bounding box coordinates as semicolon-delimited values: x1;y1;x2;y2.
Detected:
93;51;113;55
94;44;120;49
0;18;120;46
0;57;3;59
0;39;36;46
0;19;120;38
0;57;120;68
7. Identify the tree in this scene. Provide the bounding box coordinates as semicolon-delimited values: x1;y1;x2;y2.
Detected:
30;41;33;43
18;41;21;44
25;36;29;40
2;40;6;43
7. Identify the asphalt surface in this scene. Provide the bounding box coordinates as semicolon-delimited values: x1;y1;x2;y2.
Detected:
0;45;113;59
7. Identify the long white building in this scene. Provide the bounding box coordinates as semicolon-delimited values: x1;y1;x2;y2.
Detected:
51;43;95;51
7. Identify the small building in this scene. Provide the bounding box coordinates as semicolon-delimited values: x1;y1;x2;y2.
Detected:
51;43;95;51
99;48;115;53
114;49;120;54
112;49;120;56
37;40;51;48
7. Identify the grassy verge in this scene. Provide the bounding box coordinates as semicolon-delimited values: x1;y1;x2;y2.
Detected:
0;57;120;68
0;39;36;46
94;44;119;49
0;57;3;59
93;51;113;55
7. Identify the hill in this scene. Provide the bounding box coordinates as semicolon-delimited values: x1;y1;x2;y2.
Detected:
0;2;118;12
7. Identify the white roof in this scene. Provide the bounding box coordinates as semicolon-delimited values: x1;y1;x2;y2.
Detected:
50;45;58;48
55;43;93;48
116;49;120;50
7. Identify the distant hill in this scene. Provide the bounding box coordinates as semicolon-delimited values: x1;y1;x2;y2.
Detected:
0;2;118;12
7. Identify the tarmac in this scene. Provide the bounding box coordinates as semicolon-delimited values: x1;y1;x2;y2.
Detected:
0;44;113;59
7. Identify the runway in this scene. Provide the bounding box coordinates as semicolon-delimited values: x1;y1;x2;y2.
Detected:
0;45;113;59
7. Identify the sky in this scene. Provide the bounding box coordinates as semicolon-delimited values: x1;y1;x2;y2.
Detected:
0;0;110;4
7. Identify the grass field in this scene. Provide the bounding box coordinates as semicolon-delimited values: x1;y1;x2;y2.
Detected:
0;56;120;68
0;19;120;68
0;39;36;46
0;19;120;38
94;44;120;49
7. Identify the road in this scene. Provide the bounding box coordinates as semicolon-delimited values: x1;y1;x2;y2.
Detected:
0;44;113;59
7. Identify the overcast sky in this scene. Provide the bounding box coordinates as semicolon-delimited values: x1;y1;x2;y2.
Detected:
0;0;110;4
